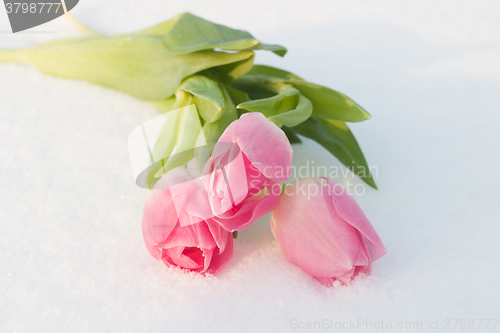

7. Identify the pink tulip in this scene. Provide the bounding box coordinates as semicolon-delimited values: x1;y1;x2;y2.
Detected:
142;176;233;275
271;177;386;285
203;112;293;232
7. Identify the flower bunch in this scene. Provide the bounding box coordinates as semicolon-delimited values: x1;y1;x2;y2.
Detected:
0;13;386;285
141;112;386;284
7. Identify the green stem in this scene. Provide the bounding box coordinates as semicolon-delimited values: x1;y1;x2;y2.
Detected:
64;13;104;37
0;50;25;63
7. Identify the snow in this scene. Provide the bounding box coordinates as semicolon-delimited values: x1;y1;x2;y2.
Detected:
1;1;499;332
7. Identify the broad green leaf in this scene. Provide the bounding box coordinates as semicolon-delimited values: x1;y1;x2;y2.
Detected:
202;85;238;148
203;109;237;149
237;86;312;128
162;13;287;57
237;86;299;116
14;35;255;100
225;85;250;105
246;64;303;80
237;65;372;122
291;117;377;189
201;52;255;83
150;101;200;171
289;80;371;123
140;103;206;188
249;43;288;57
282;126;302;144
193;96;223;123
268;93;313;128
231;78;275;100
180;75;224;109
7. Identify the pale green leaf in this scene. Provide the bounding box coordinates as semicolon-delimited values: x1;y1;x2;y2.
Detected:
193;96;224;123
246;64;302;80
289;80;372;122
236;65;372;122
237;86;312;127
180;75;224;109
143;103;206;188
201;52;255;83
162;13;287;56
202;85;238;147
268;93;313;128
225;85;250;105
15;35;255;100
282;126;302;144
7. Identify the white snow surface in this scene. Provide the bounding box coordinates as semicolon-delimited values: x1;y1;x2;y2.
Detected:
1;1;499;332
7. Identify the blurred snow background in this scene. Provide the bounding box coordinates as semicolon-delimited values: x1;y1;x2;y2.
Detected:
1;0;499;332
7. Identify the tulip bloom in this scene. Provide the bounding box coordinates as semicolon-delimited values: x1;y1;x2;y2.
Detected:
204;112;292;231
142;175;233;274
271;177;386;285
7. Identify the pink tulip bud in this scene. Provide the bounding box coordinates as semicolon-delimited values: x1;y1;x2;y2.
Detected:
142;179;233;275
204;112;293;231
271;177;386;285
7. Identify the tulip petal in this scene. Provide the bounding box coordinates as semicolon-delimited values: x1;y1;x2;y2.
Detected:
271;178;360;278
206;145;249;215
201;248;214;273
218;113;292;181
354;231;372;275
142;187;179;259
324;178;387;261
314;276;335;286
164;220;216;250
214;185;281;231
206;232;234;274
336;268;356;285
166;167;213;227
166;246;205;271
205;218;230;253
141;170;233;275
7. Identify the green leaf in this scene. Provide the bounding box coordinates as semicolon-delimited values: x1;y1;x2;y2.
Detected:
289;80;371;123
205;52;255;83
162;13;287;57
291;117;377;189
268;94;313;128
180;75;225;109
193;96;223;123
141;102;207;188
246;64;302;80
16;35;255;100
202;85;238;147
282;126;302;144
225;85;250;105
237;65;372;122
231;78;275;100
250;43;287;57
237;85;312;128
